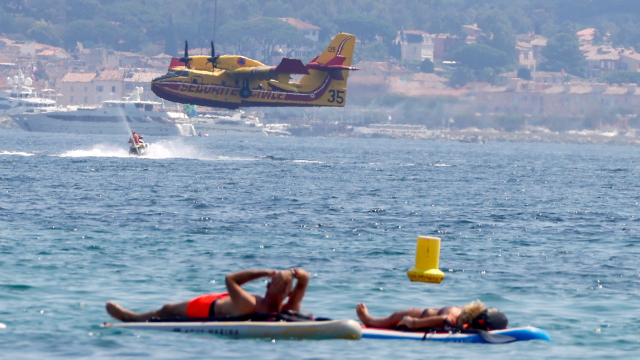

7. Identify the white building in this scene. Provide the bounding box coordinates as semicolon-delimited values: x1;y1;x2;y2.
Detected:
57;69;162;106
278;18;321;59
396;30;434;62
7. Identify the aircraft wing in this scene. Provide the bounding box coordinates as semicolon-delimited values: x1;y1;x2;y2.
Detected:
228;58;310;78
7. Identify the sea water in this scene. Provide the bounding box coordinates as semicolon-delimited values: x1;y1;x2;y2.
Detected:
0;131;639;359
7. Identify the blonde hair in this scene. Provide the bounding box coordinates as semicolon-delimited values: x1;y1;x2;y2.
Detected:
458;300;486;325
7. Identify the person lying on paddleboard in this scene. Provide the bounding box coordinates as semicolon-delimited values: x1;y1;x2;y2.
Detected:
106;268;309;322
356;300;508;331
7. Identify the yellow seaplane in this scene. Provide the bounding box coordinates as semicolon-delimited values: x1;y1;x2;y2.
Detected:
151;33;358;109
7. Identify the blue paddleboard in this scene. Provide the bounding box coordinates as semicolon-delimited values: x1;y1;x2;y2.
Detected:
362;326;550;344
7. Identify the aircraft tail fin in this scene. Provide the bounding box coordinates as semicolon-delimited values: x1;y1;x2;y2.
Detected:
305;33;359;81
316;33;356;66
169;57;186;69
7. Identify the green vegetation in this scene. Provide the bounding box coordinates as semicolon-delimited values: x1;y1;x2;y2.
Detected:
600;71;640;85
539;33;586;77
517;68;532;80
448;43;511;86
218;17;312;62
420;58;435;73
2;0;640;65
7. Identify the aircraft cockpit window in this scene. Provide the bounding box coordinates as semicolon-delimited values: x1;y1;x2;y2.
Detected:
144;104;153;111
176;71;190;77
134;103;143;109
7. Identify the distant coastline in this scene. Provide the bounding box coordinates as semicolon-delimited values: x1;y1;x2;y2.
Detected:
4;116;639;146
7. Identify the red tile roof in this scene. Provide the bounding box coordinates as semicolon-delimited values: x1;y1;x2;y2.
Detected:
279;18;321;30
60;72;96;83
576;28;595;41
37;49;56;56
621;50;640;61
124;72;163;82
95;69;124;81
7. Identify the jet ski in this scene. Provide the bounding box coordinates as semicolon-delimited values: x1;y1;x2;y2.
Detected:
129;143;148;156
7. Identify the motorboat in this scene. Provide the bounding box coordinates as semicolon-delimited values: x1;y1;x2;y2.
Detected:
189;110;266;136
11;87;196;136
1;71;58;116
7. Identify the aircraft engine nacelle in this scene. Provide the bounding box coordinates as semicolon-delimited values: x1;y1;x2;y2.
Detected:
230;66;276;80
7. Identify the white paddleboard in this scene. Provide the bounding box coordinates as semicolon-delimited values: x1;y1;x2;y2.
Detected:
104;319;362;340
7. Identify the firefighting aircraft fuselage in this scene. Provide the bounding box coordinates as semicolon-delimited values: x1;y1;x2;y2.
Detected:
151;33;358;109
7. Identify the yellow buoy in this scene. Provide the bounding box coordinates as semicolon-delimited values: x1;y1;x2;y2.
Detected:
407;236;445;284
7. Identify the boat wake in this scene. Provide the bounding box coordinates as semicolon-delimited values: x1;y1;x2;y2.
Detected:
57;140;257;162
141;140;202;160
0;151;33;156
59;144;130;158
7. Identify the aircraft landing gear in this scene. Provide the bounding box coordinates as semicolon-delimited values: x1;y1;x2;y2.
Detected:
240;78;252;99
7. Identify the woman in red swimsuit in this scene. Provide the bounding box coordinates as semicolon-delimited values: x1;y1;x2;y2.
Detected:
106;268;309;322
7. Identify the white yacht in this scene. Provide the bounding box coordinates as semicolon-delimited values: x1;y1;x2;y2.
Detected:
190;110;267;136
12;87;196;136
0;72;58;116
263;123;292;136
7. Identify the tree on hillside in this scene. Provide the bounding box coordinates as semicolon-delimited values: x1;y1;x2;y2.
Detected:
450;43;510;71
448;43;511;86
218;20;256;58
27;20;62;47
335;14;396;44
0;7;15;34
353;42;390;64
601;71;640;85
610;21;640;49
532;9;550;35
66;0;99;21
476;10;517;58
449;66;476;88
218;18;311;63
539;33;585;77
164;15;178;57
12;15;36;35
420;58;435;73
517;68;532;80
426;9;470;36
62;19;124;50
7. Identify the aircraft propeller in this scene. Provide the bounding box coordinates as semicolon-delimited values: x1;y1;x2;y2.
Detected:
179;41;192;68
206;41;219;68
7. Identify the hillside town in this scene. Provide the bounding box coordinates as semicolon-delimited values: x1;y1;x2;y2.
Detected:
2;16;640;145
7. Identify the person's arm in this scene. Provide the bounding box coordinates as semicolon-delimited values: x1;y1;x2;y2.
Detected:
399;315;449;330
225;269;275;314
282;268;309;312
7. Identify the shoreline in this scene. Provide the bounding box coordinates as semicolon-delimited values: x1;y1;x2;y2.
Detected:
3;116;640;146
409;129;640;147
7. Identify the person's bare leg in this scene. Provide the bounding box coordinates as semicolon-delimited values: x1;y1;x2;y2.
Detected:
356;303;425;328
106;301;190;322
